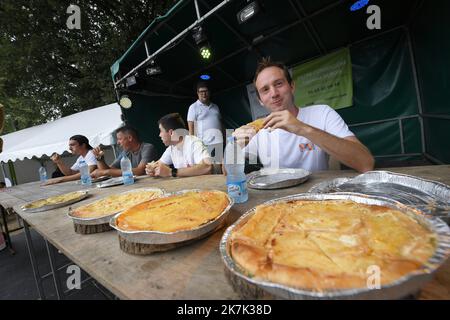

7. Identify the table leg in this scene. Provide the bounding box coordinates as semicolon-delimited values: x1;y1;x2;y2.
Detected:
45;240;64;300
23;219;46;300
1;205;15;254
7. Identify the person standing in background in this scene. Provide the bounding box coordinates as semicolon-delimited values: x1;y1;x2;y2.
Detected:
187;81;224;163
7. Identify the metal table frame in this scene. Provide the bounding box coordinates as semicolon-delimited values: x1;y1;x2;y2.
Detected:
1;205;15;254
21;218;117;300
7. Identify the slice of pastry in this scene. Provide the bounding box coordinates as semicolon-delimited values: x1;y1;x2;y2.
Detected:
71;189;163;219
246;118;266;132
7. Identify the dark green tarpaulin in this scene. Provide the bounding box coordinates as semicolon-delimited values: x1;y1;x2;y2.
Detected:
411;0;450;163
111;0;450;165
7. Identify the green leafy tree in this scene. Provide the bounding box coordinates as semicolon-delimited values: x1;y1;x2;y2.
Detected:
0;0;176;134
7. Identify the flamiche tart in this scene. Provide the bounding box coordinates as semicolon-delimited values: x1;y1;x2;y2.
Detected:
71;189;163;219
116;190;230;232
230;200;437;291
23;191;86;209
246;118;265;132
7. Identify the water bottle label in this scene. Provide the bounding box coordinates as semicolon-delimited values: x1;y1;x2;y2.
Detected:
122;172;134;185
227;180;248;203
81;175;92;186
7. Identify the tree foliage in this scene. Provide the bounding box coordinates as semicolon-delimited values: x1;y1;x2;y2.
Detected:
0;0;176;133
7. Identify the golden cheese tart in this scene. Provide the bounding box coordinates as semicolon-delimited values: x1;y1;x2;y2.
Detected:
24;191;86;209
230;200;437;291
246;118;265;132
116;190;230;232
71;189;163;219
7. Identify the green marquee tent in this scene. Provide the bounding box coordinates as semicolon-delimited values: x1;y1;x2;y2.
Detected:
110;0;450;167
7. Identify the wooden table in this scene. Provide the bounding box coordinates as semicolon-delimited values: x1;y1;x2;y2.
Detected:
1;165;449;300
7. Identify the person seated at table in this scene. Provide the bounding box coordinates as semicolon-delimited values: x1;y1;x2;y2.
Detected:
232;58;374;173
145;113;212;178
51;166;64;178
91;125;158;178
43;135;97;185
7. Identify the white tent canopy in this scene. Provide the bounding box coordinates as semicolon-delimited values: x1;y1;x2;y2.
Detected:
0;103;123;162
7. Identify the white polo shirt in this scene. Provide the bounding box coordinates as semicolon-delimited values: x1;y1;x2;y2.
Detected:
70;150;97;171
244;105;354;172
187;100;223;145
160;135;211;169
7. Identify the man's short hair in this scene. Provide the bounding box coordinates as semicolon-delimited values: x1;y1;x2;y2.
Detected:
253;57;293;87
69;135;93;150
158;113;186;131
196;81;210;92
116;125;140;142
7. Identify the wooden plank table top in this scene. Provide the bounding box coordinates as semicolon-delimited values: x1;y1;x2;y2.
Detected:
1;165;449;300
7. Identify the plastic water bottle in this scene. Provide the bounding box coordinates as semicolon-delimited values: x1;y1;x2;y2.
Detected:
120;154;134;185
224;136;248;203
79;160;92;186
38;166;47;182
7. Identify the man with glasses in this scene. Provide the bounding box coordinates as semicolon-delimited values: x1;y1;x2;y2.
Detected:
187;81;224;163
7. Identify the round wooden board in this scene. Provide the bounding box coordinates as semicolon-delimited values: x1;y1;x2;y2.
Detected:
73;222;112;234
118;224;224;255
224;266;276;300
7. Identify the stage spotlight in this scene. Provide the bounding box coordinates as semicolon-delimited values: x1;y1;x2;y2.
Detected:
146;65;162;76
237;1;261;24
192;25;207;44
199;45;212;60
119;95;132;109
192;25;212;60
125;75;137;87
144;60;162;76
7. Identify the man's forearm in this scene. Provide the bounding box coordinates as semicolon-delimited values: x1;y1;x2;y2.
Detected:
105;168;123;177
54;161;73;176
299;126;374;173
60;172;81;182
188;121;195;136
177;163;212;177
132;165;146;176
96;159;111;170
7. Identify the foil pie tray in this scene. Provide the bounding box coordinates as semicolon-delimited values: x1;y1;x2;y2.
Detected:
110;189;234;244
68;188;165;226
76;175;111;185
21;191;89;213
308;171;450;224
247;168;311;190
96;176;136;188
220;192;450;299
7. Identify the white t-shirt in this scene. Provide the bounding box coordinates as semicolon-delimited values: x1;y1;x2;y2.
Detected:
160;135;211;169
187;100;223;145
244;105;354;172
70;150;97;171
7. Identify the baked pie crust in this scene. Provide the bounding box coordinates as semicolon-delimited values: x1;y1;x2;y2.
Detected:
230;200;436;291
247;118;265;132
71;189;163;218
116;190;230;232
23;191;85;209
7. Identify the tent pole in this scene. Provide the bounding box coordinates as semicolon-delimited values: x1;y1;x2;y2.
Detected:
7;160;17;186
111;144;118;159
194;0;201;19
424;153;445;165
0;162;7;182
114;0;232;88
406;26;426;155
